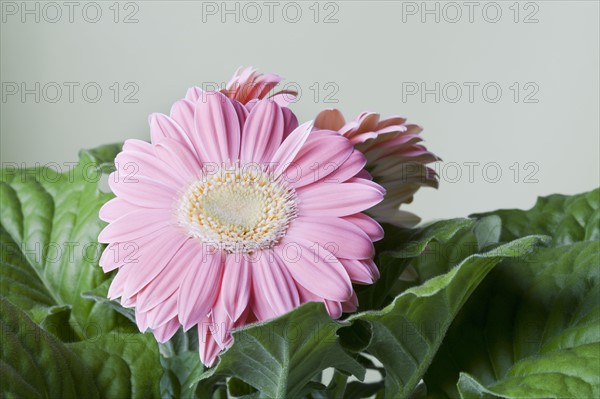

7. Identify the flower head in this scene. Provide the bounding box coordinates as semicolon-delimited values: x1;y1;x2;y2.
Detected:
185;66;296;107
99;88;384;366
314;109;439;227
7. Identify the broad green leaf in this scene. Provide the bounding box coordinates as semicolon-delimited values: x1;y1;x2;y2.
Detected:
1;145;164;398
33;304;79;342
348;235;547;399
426;189;600;398
0;145;124;333
343;381;385;399
1;225;54;315
67;331;163;399
357;218;473;310
195;302;366;399
425;241;600;398
81;279;136;325
0;296;100;399
398;216;503;292
82;143;123;173
227;377;258;397
473;188;599;246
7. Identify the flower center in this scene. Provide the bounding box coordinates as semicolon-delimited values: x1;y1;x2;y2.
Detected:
177;163;297;253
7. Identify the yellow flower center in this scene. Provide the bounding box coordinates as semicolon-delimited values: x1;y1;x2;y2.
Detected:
177;163;297;253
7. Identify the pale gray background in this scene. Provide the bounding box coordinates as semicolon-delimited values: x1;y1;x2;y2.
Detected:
1;0;599;222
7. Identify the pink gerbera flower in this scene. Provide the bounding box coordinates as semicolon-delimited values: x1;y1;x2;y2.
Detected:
314;109;439;227
185;66;297;107
98;91;384;366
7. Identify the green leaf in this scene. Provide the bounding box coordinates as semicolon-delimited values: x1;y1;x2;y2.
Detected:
159;328;207;399
81;279;136;325
343;381;385;399
195;302;365;399
0;145;125;333
473;188;599;246
34;304;79;342
81;143;123;173
426;189;600;398
472;215;502;251
68;331;163;399
1;145;164;398
348;235;547;399
394;217;500;293
0;296;100;399
425;241;600;398
0;225;63;324
228;377;258;397
357;218;473;310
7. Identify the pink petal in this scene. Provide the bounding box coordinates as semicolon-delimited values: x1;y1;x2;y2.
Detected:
347;131;379;145
123;231;189;297
122;139;153;155
343;214;384;242
121;294;137;308
356;169;372;180
324;300;343;318
210;298;236;349
146;292;178;329
98;209;171;243
108;172;177;209
194;91;241;163
295;283;345;318
98;198;139;223
230;99;249;133
107;266;130;299
270;121;313;178
289;131;354;188
296;182;384;217
185;86;203;102
251;252;300;320
346;177;386;194
136;239;203;312
99;236;153;273
221;255;251;322
276;236;352;301
286;217;374;259
282;107;299;137
136;310;149;332
295;282;321;303
115;149;186;188
327;150;368;183
314;109;346;130
149;113;194;151
170;99;196;139
198;316;222;367
178;250;224;330
341;292;359;313
153;317;180;343
245;99;258;111
240;100;284;163
270;91;297;107
154;138;202;181
339;258;379;284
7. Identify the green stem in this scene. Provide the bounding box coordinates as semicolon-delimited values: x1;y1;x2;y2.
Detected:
328;370;349;398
